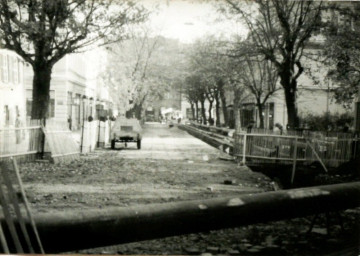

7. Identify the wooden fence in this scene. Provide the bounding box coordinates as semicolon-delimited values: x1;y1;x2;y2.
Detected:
42;121;80;163
0;123;42;161
80;120;114;154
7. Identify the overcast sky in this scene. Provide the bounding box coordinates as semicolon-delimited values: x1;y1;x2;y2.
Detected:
143;0;247;43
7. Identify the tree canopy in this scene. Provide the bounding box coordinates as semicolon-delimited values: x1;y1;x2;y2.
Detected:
322;1;360;108
221;0;322;129
0;0;147;119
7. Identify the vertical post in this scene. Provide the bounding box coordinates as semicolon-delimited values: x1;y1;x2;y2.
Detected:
291;137;298;185
242;134;247;165
80;100;85;153
97;120;101;148
40;118;46;159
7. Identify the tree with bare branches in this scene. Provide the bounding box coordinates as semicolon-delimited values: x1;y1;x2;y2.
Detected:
235;46;279;128
0;0;147;120
188;37;234;127
222;0;322;129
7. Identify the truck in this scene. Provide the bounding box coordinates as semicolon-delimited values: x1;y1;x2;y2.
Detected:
111;118;142;149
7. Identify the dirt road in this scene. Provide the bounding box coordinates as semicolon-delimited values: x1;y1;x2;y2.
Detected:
16;123;358;255
20;123;272;214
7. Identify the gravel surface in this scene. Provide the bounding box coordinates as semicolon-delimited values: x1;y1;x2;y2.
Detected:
14;124;360;255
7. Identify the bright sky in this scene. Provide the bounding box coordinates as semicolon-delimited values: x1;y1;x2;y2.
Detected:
143;0;247;43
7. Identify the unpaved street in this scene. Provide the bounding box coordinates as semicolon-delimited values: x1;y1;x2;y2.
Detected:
17;123;359;255
20;123;272;214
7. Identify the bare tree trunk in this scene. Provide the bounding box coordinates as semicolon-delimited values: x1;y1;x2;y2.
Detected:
219;86;228;127
208;100;213;124
195;102;199;120
284;87;299;130
215;91;221;127
256;102;265;129
233;90;242;133
190;102;195;120
200;100;207;125
279;68;300;129
31;64;52;120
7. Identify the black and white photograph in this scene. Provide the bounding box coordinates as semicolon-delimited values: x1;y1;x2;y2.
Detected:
0;0;359;255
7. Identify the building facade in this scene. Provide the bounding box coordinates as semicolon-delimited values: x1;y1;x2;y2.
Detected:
0;49;26;128
24;49;115;130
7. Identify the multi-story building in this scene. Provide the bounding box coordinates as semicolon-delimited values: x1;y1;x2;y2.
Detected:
24;48;114;130
227;2;355;130
0;49;26;127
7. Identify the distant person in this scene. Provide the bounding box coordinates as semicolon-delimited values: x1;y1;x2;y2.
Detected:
274;123;283;135
68;115;72;130
343;123;350;133
247;120;255;133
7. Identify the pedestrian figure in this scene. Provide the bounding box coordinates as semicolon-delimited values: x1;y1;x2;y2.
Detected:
274;123;283;135
247;120;255;133
68;115;72;130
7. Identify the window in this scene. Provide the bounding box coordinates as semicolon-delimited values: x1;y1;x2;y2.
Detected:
4;105;9;126
47;98;55;118
26;99;32;117
1;54;8;83
67;92;72;118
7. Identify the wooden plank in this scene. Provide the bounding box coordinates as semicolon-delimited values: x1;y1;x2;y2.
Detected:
234;154;307;162
45;130;72;134
306;140;329;173
12;159;45;254
52;152;79;158
0;151;37;159
0;174;23;253
1;165;34;253
0;126;41;132
0;223;9;254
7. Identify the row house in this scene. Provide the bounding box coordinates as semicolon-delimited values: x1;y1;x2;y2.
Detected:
24;48;114;130
24;53;94;130
0;49;26;128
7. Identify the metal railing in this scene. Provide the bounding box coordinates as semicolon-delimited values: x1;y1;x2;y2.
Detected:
185;122;358;170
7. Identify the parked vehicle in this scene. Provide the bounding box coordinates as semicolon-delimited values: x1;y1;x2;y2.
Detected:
111;118;142;149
